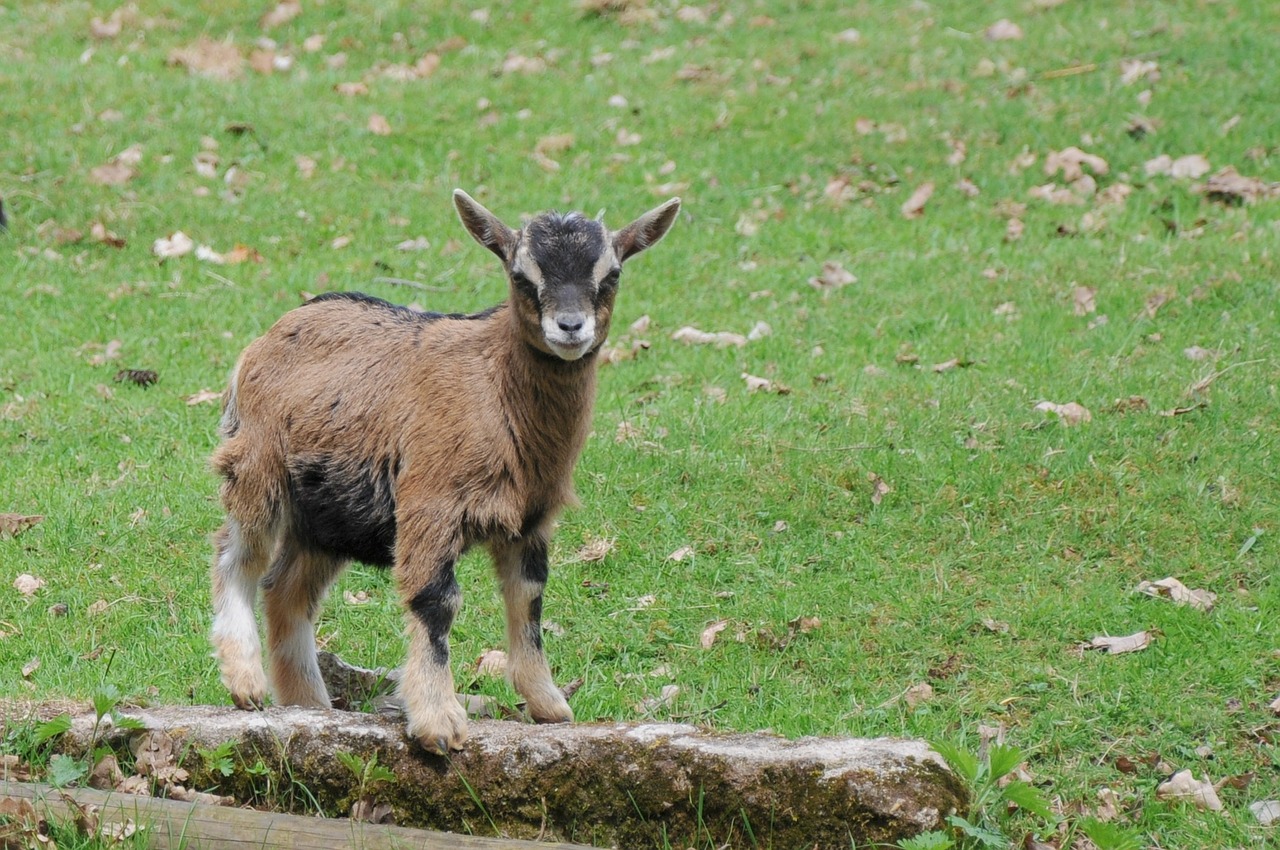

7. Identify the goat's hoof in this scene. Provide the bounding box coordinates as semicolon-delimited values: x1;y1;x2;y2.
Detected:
231;692;266;711
408;703;469;755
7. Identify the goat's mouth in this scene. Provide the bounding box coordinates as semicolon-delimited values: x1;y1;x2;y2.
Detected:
544;335;594;361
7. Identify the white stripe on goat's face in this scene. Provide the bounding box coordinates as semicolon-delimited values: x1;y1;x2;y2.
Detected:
512;212;620;361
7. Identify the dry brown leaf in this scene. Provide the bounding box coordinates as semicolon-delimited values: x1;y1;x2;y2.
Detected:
152;231;194;259
168;37;245;80
700;620;729;649
984;19;1023;40
742;373;789;394
1197;166;1280;205
91;221;126;248
260;0;302;29
668;545;695;562
475;648;508;677
367;114;392;136
21;657;40;678
343;590;372;605
903;682;934;708
1136;577;1216;612
1072;285;1097;316
1;514;44;539
1004;217;1024;241
1119;58;1160;86
574;537;616;563
1044;147;1109;181
1183;345;1219;362
808;260;856;291
869;473;891;506
635;684;680;714
673;326;748;348
1035;401;1092;426
1251;800;1280;826
900;181;935;219
295;155;317;179
335;81;369;96
1156;770;1223;811
13;574;45;597
1085;631;1151;654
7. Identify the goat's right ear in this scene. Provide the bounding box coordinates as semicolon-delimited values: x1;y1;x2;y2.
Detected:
454;190;518;261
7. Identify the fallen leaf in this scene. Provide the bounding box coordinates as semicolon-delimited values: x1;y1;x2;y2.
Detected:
21;657;39;678
1156;770;1223;811
668;545;695;562
260;0;302;29
635;684;680;714
700;620;729;649
931;357;973;373
115;369;158;387
1095;787;1121;821
1197;166;1280;205
168;37;245;80
1119;58;1160;86
1035;401;1092;426
790;615;821;634
343;590;372;605
152;231;194;259
1251;800;1280;826
1171;154;1211;180
1270;694;1280;716
0;514;44;539
809;260;856;291
869;472;891;506
742;373;789;394
1159;402;1207;417
900;181;935;219
903;682;934;708
1183;345;1219;362
1136;577;1216;612
1072;285;1097;316
1085;631;1151;655
335;81;369;96
1005;217;1024;241
672;326;748;348
91;221;126;248
475;649;507;677
367;114;392;136
331;235;352;249
573;537;615;563
13;574;45;597
984;19;1023;40
1044;147;1109;182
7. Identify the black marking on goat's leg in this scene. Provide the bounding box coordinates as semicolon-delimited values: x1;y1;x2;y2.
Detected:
409;561;461;666
527;593;544;651
520;538;550;584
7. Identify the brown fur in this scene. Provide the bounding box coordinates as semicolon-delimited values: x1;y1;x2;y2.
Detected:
208;191;680;753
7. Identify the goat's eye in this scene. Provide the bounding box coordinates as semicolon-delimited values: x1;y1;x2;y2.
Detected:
600;269;620;290
510;270;537;295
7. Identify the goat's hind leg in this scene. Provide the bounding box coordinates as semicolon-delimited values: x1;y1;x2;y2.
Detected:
493;537;573;724
210;519;273;710
262;541;344;709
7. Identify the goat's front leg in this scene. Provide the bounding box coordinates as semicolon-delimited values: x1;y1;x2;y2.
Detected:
491;535;574;724
395;518;468;754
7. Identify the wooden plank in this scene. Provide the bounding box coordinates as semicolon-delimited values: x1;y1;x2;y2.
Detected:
0;781;595;850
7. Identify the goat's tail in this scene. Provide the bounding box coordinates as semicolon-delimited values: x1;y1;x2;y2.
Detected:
210;357;285;532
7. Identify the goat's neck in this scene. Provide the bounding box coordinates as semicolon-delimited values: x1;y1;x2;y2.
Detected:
494;307;599;453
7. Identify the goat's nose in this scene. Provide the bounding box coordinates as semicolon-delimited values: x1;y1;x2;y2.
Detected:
556;314;586;334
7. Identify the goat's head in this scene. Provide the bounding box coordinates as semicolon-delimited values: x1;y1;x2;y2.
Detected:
454;190;681;361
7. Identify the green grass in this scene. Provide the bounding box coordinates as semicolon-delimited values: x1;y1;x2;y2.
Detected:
2;1;1279;847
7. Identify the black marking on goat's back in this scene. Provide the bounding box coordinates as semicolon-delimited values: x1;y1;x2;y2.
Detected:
287;455;396;567
520;540;550;586
409;564;461;666
304;290;502;323
524;214;609;286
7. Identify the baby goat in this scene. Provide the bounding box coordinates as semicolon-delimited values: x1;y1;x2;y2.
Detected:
209;190;680;753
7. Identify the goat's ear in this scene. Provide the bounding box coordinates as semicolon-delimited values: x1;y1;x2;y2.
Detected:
613;197;681;263
454;190;518;261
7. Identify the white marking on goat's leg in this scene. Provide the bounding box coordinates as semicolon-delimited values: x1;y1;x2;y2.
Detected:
210;519;271;710
262;545;342;709
398;551;467;753
495;539;573;724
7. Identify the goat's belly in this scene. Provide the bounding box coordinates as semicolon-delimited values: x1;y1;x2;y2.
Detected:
286;454;396;567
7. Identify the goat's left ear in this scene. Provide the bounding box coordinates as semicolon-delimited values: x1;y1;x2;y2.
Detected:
454;189;518;261
613;197;681;263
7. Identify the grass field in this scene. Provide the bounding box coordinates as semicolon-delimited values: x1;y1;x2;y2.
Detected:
2;1;1278;847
